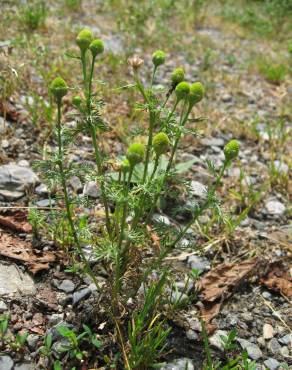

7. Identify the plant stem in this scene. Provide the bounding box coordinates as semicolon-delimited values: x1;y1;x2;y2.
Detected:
56;100;100;290
82;53;112;236
143;110;155;183
90;124;112;236
146;104;191;222
114;167;134;293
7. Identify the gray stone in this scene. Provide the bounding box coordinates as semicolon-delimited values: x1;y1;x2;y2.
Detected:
0;263;36;296
0;164;39;201
221;93;232;102
152;214;170;226
186;329;198;341
104;35;124;55
26;334;39;350
265;200;285;216
161;358;194;370
237;338;263;360
201;137;224;147
262;291;272;300
83;181;100;198
273;160;288;174
0;356;13;370
72;288;91;306
173;280;194;294
36;199;55;207
0;300;7;312
35;183;48;196
169;290;188;304
279;334;291;345
48;313;64;326
57;280;75;293
14;363;35;370
209;330;228;351
263;323;274;339
187;255;210;272
263;358;280;370
1;140;9;149
267;338;281;355
279;346;289;357
190;181;207;199
69;176;83;192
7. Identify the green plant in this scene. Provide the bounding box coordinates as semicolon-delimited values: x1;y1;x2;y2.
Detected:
19;0;47;31
56;324;101;362
0;314;28;355
257;59;287;84
35;27;240;369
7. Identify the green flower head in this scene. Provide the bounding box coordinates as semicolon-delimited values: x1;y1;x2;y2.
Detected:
89;39;104;57
153;132;170;156
189;82;204;106
175;81;190;101
126;143;145;167
76;28;93;52
72;95;82;107
50;77;68;100
171;67;185;87
224;140;240;161
121;159;130;173
152;50;166;68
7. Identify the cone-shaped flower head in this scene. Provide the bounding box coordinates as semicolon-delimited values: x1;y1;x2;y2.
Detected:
128;55;144;70
89;39;104;57
171;67;185;87
126;143;145;167
224;140;240;161
50;77;68;101
189;82;204;106
121;159;130;173
76;28;93;52
175;81;190;101
153;132;170;156
152;50;166;68
72;95;82;107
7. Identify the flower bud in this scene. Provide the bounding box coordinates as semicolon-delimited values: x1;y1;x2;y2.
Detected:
224;140;239;161
76;28;93;52
121;159;130;173
152;50;166;68
175;81;190;101
153;132;170;156
89;39;104;57
50;77;68;101
72;95;82;107
189;82;204;106
126;143;145;167
171;67;185;87
128;55;144;70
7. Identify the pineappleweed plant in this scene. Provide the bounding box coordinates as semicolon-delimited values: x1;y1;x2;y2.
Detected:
44;28;240;369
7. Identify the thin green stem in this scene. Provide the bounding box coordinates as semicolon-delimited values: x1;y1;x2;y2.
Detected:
150;66;157;89
82;53;112;236
143;110;155;183
90;125;112;236
56;100;100;290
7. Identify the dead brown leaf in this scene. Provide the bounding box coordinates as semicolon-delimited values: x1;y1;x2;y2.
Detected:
198;257;259;302
0;210;32;233
0;231;55;274
261;261;292;298
197;257;259;332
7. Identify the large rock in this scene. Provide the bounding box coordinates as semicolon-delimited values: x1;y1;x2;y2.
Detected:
0;356;13;370
0;164;39;201
0;263;36;296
